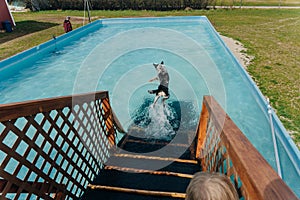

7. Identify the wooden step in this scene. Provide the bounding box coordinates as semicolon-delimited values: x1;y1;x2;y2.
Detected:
104;165;193;178
117;133;196;160
112;153;198;164
87;184;186;199
106;153;201;175
89;167;192;193
124;139;190;148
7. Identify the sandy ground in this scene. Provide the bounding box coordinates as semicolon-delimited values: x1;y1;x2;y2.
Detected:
220;35;254;68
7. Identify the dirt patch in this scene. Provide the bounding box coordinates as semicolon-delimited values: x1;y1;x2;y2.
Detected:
221;35;254;68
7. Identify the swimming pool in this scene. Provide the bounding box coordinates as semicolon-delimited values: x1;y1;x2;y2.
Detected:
0;16;299;196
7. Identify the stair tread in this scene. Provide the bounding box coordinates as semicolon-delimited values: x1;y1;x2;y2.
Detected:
111;153;197;164
81;189;184;200
104;165;194;178
90;169;191;193
88;184;186;198
106;156;200;174
118;134;195;160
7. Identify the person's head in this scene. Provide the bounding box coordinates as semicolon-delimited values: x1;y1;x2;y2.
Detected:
66;16;71;20
185;172;239;200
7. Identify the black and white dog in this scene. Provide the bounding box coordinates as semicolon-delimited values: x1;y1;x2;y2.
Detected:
148;61;170;106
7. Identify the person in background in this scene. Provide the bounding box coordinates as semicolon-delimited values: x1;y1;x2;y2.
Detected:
63;16;72;33
185;172;239;200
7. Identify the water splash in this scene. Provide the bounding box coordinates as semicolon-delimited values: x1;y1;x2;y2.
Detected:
145;103;176;140
128;98;180;141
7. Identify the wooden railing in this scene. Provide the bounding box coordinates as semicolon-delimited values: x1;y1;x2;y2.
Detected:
195;96;298;200
0;91;125;199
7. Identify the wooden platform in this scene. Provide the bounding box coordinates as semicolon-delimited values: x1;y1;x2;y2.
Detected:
81;132;200;200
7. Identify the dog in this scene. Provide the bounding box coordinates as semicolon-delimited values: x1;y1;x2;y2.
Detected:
148;61;170;106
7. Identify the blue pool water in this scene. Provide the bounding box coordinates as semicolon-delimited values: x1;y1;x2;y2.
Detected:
0;16;299;196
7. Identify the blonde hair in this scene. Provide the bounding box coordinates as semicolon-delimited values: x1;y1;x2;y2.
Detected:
185;172;239;200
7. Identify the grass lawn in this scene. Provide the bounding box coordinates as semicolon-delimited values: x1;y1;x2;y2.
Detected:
0;9;299;148
214;0;300;6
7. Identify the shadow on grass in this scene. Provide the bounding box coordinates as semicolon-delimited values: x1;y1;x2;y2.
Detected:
0;20;59;44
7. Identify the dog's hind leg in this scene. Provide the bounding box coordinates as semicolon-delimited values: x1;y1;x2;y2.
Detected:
148;90;154;94
153;95;160;106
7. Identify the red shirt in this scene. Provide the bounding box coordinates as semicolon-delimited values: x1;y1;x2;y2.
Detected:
63;20;72;33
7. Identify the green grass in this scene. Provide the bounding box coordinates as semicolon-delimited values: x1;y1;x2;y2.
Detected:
0;9;299;148
211;9;300;147
214;0;300;6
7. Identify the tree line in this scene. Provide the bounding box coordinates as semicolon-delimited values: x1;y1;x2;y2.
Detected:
24;0;213;11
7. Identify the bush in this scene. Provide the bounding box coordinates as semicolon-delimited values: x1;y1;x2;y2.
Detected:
24;0;212;11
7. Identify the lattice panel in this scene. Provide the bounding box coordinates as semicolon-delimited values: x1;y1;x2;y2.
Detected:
200;114;244;199
0;93;116;199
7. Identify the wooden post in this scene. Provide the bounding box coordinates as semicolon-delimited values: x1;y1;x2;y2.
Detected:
102;98;116;146
195;102;209;159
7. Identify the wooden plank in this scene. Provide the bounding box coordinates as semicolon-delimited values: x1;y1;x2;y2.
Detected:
104;165;193;178
102;97;116;145
195;102;209;159
95;99;113;147
124;139;190;148
111;109;126;133
0;91;108;121
0;179;64;193
112;153;198;164
0;179;66;200
0;169;53;200
87;184;186;198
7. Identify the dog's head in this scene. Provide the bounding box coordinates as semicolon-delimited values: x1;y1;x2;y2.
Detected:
153;61;166;73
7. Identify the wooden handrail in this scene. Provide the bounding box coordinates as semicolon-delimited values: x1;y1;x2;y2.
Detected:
0;91;108;121
196;96;298;200
0;91;125;199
